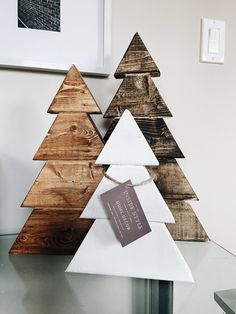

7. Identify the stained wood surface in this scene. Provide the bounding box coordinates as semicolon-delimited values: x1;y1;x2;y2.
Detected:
34;113;104;160
166;201;208;241
9;208;94;254
48;65;101;114
115;33;160;79
22;161;104;208
150;159;198;200
104;74;172;118
104;118;184;159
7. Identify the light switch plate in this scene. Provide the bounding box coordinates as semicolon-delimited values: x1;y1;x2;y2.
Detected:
200;18;225;64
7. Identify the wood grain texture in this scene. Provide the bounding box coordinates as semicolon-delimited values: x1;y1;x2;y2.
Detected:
9;208;94;254
22;161;104;208
166;201;208;241
104;74;172;118
115;33;160;79
34;113;104;160
48;65;101;114
104;118;184;158
150;159;198;200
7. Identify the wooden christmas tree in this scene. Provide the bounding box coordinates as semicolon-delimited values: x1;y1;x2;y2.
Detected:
10;65;104;254
104;33;208;241
66;110;193;284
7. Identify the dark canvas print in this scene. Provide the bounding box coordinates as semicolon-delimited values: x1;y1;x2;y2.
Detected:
18;0;61;32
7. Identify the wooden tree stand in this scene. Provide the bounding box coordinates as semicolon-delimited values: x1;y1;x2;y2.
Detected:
10;65;104;254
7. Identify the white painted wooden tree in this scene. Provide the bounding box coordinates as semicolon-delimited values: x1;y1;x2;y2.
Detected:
66;110;193;282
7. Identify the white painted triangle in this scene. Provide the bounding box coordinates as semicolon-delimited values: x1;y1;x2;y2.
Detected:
66;219;194;282
81;165;174;223
96;110;159;166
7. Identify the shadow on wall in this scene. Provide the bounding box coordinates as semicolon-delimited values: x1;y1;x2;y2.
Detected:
0;90;52;234
0;154;41;234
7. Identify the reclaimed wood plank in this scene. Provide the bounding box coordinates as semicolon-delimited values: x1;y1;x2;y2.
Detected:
34;113;104;160
9;208;94;254
22;161;104;208
115;33;160;79
104;118;184;158
48;65;101;114
166;201;208;241
149;159;198;200
104;74;172;118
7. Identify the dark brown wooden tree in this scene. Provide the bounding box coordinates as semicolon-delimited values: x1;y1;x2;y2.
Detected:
10;65;104;254
104;33;208;241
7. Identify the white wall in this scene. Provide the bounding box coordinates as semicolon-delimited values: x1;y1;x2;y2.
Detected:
1;0;236;255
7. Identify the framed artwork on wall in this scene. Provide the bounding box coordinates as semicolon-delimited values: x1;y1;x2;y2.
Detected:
0;0;111;76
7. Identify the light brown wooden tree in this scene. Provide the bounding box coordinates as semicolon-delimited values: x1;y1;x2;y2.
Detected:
10;65;104;254
104;33;208;241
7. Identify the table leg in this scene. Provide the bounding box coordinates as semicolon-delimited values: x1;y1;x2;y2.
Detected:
149;280;173;314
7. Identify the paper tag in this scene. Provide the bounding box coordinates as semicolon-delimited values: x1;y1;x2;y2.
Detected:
100;180;151;247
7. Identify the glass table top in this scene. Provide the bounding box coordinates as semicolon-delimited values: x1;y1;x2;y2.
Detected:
1;235;236;314
214;289;236;314
174;241;236;314
0;235;157;314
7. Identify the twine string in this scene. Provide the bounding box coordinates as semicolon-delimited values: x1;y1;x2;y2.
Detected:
103;167;158;187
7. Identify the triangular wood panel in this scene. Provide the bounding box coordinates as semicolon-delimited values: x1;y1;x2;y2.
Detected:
81;165;174;223
9;208;94;254
151;159;198;200
22;161;103;208
104;118;184;159
96;110;158;166
166;201;208;241
66;219;194;282
34;113;104;160
48;65;101;114
104;74;172;118
115;33;161;79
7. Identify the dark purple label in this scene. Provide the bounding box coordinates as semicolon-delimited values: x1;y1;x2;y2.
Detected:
100;180;151;247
